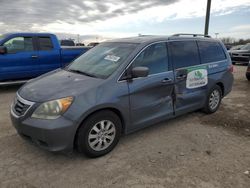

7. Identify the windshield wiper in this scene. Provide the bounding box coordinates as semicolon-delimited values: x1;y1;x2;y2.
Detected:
67;68;98;78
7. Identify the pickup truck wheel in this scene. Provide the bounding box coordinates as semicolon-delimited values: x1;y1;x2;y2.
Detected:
203;85;222;114
76;110;122;158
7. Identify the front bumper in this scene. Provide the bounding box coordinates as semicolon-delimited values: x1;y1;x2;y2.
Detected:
231;56;250;64
10;109;77;152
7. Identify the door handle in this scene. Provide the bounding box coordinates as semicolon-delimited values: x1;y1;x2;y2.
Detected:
176;74;187;80
31;55;38;58
161;78;173;84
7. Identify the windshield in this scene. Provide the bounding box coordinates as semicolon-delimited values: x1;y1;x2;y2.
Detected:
241;44;250;50
67;42;138;79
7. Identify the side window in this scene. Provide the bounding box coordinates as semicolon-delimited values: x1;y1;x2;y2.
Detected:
38;37;53;51
3;37;34;53
133;43;168;75
198;41;226;63
169;41;200;69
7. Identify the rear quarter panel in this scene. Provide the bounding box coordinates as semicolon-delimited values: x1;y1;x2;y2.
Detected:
206;59;233;97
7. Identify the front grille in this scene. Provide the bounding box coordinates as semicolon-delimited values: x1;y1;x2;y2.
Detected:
13;99;30;116
242;54;250;57
12;94;34;117
232;53;250;57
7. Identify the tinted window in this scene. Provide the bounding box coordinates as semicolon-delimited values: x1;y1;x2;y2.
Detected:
169;41;200;69
3;37;33;53
133;43;168;75
68;42;137;79
198;41;226;63
60;40;75;46
38;37;53;50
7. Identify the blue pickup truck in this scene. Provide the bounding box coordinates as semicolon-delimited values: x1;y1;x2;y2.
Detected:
0;33;90;85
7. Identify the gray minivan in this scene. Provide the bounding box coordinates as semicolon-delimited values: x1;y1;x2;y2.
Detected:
10;34;234;157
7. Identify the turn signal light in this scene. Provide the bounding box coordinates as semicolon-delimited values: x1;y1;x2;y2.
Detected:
229;64;234;73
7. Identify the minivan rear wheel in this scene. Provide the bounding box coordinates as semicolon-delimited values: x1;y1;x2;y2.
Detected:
76;110;122;158
203;85;222;114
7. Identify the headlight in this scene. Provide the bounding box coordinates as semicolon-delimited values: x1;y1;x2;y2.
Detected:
31;97;73;119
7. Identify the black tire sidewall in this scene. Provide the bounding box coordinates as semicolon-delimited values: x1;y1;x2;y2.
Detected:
77;110;122;158
246;74;250;81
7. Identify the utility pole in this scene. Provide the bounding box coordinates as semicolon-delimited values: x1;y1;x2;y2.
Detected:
204;0;212;36
77;34;80;43
215;33;219;38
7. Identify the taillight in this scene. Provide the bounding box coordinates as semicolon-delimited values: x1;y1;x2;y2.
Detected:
228;64;234;73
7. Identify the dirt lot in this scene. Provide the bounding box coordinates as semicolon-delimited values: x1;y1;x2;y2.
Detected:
0;65;249;188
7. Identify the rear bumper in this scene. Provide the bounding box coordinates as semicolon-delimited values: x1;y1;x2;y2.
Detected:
223;72;234;97
10;110;77;152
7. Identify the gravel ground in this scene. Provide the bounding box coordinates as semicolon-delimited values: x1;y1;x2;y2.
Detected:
0;65;249;188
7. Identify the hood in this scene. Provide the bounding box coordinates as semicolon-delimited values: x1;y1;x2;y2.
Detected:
19;69;102;102
230;49;250;54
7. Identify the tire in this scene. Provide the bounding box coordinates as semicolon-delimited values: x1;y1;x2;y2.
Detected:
76;110;122;158
203;85;222;114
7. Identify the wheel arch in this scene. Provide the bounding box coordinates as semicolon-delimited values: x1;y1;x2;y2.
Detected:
216;82;225;97
73;107;126;148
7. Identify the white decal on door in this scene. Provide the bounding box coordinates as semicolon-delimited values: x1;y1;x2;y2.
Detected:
186;66;208;89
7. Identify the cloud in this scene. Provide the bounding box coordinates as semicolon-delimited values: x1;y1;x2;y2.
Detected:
0;0;249;40
0;0;178;33
224;24;250;39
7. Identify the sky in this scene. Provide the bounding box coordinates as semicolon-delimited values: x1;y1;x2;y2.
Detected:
0;0;250;43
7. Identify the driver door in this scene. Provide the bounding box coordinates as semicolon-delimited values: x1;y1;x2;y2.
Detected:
128;42;175;130
0;36;40;81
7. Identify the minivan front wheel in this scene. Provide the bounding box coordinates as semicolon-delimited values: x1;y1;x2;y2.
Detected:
203;85;222;114
76;110;122;158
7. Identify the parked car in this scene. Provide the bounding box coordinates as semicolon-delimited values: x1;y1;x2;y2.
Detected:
224;44;232;50
60;39;75;46
229;43;250;65
230;45;244;50
246;61;250;81
87;42;99;47
10;34;234;157
76;43;85;46
0;33;91;85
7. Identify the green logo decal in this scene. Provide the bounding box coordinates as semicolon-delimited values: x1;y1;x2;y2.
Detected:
194;70;204;79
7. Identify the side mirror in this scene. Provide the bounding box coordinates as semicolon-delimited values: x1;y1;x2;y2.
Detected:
132;66;149;78
0;46;7;54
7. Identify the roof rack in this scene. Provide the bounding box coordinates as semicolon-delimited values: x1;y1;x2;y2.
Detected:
171;33;211;38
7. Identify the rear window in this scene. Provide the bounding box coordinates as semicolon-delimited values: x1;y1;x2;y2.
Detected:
38;37;53;51
169;41;200;69
61;40;75;46
198;41;226;63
